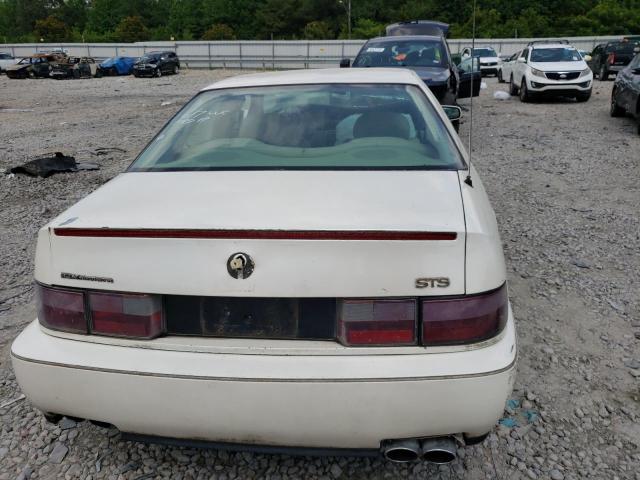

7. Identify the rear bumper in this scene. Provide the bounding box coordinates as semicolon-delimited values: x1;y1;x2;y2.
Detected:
12;313;516;449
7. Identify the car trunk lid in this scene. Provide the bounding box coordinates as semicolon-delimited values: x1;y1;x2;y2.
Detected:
44;171;466;298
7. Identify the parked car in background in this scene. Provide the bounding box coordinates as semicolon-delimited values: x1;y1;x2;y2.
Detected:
509;41;593;102
12;68;516;461
610;53;640;134
0;52;18;73
343;29;479;104
97;56;138;76
461;46;501;76
50;57;99;79
133;51;180;77
590;40;639;80
497;51;519;83
5;53;67;79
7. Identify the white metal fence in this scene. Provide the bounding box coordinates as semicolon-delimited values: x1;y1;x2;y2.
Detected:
0;36;629;69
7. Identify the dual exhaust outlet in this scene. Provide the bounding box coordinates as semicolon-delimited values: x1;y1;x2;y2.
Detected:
382;437;457;464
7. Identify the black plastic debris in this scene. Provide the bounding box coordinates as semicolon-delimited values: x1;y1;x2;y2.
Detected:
8;152;99;178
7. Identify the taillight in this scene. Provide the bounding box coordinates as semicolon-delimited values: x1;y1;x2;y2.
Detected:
89;292;163;339
421;284;508;346
36;284;87;334
36;284;163;339
338;299;417;346
608;53;615;65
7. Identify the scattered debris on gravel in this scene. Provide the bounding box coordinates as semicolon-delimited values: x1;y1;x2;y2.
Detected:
0;71;639;479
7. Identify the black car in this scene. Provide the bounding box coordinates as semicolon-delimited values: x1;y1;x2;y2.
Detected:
590;40;639;81
341;34;478;105
133;51;180;78
610;53;640;134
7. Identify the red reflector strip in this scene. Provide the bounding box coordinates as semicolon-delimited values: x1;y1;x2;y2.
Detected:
53;228;457;241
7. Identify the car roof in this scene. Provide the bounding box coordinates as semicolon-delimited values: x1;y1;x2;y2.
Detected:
203;68;423;91
366;35;442;43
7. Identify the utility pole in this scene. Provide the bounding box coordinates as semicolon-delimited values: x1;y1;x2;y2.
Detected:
339;0;352;39
348;0;351;40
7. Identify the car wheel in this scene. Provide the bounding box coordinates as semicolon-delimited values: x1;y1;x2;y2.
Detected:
519;79;530;102
509;75;518;95
173;65;179;75
599;65;608;81
610;89;625;117
497;70;504;83
28;70;36;79
156;68;162;78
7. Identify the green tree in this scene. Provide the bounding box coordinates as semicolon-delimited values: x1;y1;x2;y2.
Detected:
202;23;236;40
303;20;334;39
113;15;149;42
349;18;384;39
34;15;70;41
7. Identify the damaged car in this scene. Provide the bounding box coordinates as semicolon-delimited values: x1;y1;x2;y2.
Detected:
97;56;138;76
5;53;67;79
133;51;180;77
11;68;515;463
50;57;99;79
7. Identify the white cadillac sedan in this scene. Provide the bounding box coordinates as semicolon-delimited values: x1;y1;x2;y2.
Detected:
12;68;516;463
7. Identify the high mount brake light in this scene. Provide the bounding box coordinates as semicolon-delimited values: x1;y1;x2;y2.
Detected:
338;299;417;346
421;284;508;346
36;284;163;339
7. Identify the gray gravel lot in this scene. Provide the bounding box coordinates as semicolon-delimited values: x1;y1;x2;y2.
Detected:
1;70;639;479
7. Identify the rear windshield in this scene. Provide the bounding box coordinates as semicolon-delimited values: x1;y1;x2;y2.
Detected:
531;47;582;62
129;84;463;171
354;40;447;68
606;42;638;54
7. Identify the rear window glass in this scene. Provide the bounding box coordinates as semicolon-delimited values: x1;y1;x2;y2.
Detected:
354;40;446;68
607;42;638;54
129;84;464;171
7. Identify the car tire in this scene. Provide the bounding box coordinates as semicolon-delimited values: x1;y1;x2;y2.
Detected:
599;65;608;81
28;70;36;79
497;70;504;83
610;90;625;116
509;75;518;95
173;65;179;75
155;68;162;78
519;79;530;102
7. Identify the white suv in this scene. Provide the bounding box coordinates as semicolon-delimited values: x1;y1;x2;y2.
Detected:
461;46;501;76
509;41;593;102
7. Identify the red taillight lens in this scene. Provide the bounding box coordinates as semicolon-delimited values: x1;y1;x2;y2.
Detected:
608;53;615;64
89;292;163;339
338;299;416;346
421;284;508;346
36;284;87;334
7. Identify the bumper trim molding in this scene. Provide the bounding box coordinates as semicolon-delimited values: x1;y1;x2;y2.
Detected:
11;351;516;383
122;432;380;457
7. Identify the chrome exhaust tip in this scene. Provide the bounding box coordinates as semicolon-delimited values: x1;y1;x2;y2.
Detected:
420;437;457;464
381;439;421;463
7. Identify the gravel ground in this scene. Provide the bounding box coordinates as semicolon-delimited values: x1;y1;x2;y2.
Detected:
1;70;639;479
